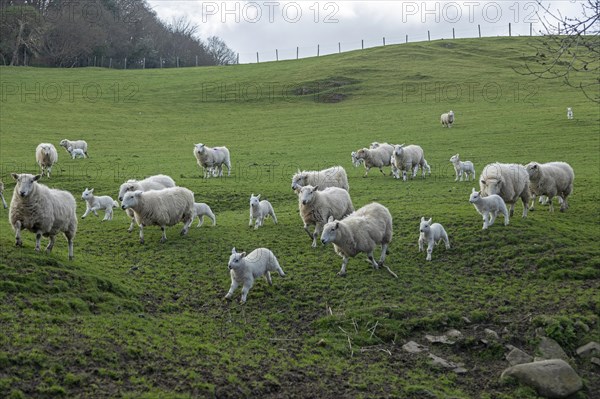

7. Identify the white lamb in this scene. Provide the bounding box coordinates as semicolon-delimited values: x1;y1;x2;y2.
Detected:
479;163;530;218
249;194;277;229
9;173;77;259
35;143;58;178
567;107;573;120
525;161;574;212
193;202;216;227
441;110;455;128
354;144;395;177
469;188;509;229
121;186;195;244
418;217;450;261
291;166;349;192
391;144;426;181
350;151;363;167
81;188;118;221
224;247;285;304
298;185;354;248
320;202;397;278
60;139;89;157
193;143;231;178
67;146;86;159
0;181;7;209
449;154;475;181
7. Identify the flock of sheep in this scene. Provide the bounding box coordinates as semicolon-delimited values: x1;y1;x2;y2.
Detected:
3;121;575;302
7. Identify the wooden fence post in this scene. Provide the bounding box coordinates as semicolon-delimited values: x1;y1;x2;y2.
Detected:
276;49;279;61
124;57;127;69
478;24;481;38
361;39;364;49
296;47;299;59
509;23;512;37
338;42;341;53
256;52;259;63
406;34;408;43
383;37;386;46
428;31;431;41
453;28;455;39
317;44;320;56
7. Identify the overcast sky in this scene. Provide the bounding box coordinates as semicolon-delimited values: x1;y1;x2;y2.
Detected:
146;1;587;63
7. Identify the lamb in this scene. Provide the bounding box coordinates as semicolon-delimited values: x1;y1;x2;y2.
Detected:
525;161;574;212
35;143;58;178
193;143;231;178
9;173;77;259
441;110;455;128
0;181;7;209
567;107;573;120
193;202;216;227
418;217;450;261
249;194;277;229
224;247;285;304
469;188;509;229
59;139;89;157
120;186;195;244
320;202;397;278
81;188;119;221
354;144;395;177
291;166;349;192
391;144;426;181
298;185;354;248
350;151;363;167
67;146;87;159
449;154;475;181
479;163;530;218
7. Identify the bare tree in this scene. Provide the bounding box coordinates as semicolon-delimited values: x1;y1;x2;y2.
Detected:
207;36;237;65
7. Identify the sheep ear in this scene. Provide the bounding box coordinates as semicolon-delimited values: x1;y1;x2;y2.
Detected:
33;175;41;181
11;173;19;180
472;187;476;192
313;185;319;191
257;194;261;199
335;222;340;228
480;180;486;185
327;216;334;223
240;252;246;258
231;247;236;254
90;188;94;193
427;218;432;224
134;191;143;198
421;217;425;222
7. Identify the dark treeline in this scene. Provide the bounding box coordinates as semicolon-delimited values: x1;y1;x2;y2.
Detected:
0;0;237;67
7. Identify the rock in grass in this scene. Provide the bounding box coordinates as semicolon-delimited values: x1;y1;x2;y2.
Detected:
506;347;533;366
538;337;569;362
575;341;600;358
402;341;427;354
428;353;467;374
500;359;582;399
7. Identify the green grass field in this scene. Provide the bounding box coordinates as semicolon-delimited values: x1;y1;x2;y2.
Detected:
0;37;598;398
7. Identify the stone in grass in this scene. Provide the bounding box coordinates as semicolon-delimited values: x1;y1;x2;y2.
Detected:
576;341;600;358
402;341;427;354
428;353;467;374
484;328;500;340
425;329;463;345
501;359;583;399
506;347;534;366
538;337;569;362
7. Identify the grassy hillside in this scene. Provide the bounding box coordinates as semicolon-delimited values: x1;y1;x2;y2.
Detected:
0;37;598;398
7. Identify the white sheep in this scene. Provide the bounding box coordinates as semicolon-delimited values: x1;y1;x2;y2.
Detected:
354;144;395;177
121;186;195;244
224;247;285;304
81;188;119;221
9;173;77;259
422;159;432;175
193;143;231;178
35;143;58;178
320;202;397;278
249;194;277;229
391;144;426;181
291;166;349;192
350;151;364;167
67;146;86;159
479;163;530;218
0;181;7;209
441;110;455;128
449;154;475;181
469;188;509;230
59;139;89;157
193;202;216;227
525;161;574;212
418;217;450;261
298;185;354;248
567;107;573;119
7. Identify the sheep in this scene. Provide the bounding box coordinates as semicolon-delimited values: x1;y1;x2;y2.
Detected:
249;194;277;229
193;202;216;227
291;166;349;192
224;247;285;304
479;163;530;218
67;146;86;159
469;188;509;229
298;185;354;248
0;181;7;209
9;173;77;259
391;144;426;181
350;151;364;167
320;202;397;278
81;188;119;221
449;154;476;181
120;186;195;244
354;144;395;177
567;107;573;119
422;159;432;176
35;143;58;178
441;110;455;128
59;139;89;157
525;161;574;212
418;217;450;261
193;143;231;178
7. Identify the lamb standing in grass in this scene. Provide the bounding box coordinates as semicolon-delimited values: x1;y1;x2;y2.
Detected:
81;188;119;221
354;144;394;177
35;143;58;178
441;110;455;128
449;154;475;181
469;188;509;230
479;163;530;218
350;151;363;167
0;181;7;209
9;173;77;259
525;161;574;212
291;166;349;192
193;143;231;178
68;146;87;159
391;144;426;181
249;194;277;229
193;202;216;227
60;139;89;157
418;217;450;261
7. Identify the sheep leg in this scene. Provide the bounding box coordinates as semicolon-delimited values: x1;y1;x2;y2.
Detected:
226;163;231;177
411;165;418;178
265;271;272;286
197;215;204;227
366;252;379;269
303;224;315;241
14;221;22;247
139;224;145;244
102;209;111;221
488;211;497;227
402;170;408;182
378;243;388;266
482;211;489;230
520;196;529;218
35;232;42;252
160;227;168;243
529;194;536;211
503;209;510;225
0;193;7;209
65;232;74;260
46;235;55;254
508;203;515;218
337;257;349;276
128;218;136;233
547;196;555;213
443;233;450;249
378;167;386;176
249;212;254;227
224;280;239;300
270;210;278;224
240;284;251;304
559;195;568;212
426;241;433;261
363;166;370;178
311;224;323;248
418;234;425;252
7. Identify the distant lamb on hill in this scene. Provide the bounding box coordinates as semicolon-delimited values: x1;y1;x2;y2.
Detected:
36;143;58;178
441;110;455;128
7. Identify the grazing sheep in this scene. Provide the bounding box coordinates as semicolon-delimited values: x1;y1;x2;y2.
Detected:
418;217;450;261
567;107;573;119
298;185;354;248
121;187;195;244
441;110;455;128
479;163;530;218
469;188;509;229
249;194;277;229
525;161;574;212
291;166;349;192
449;154;475;181
193;143;231;178
35;143;58;178
391;144;426;181
193;202;216;227
354;144;395;177
81;188;118;221
0;181;8;209
320;202;397;278
67;146;86;159
59;139;89;157
9;173;77;259
224;247;285;304
350;151;364;167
